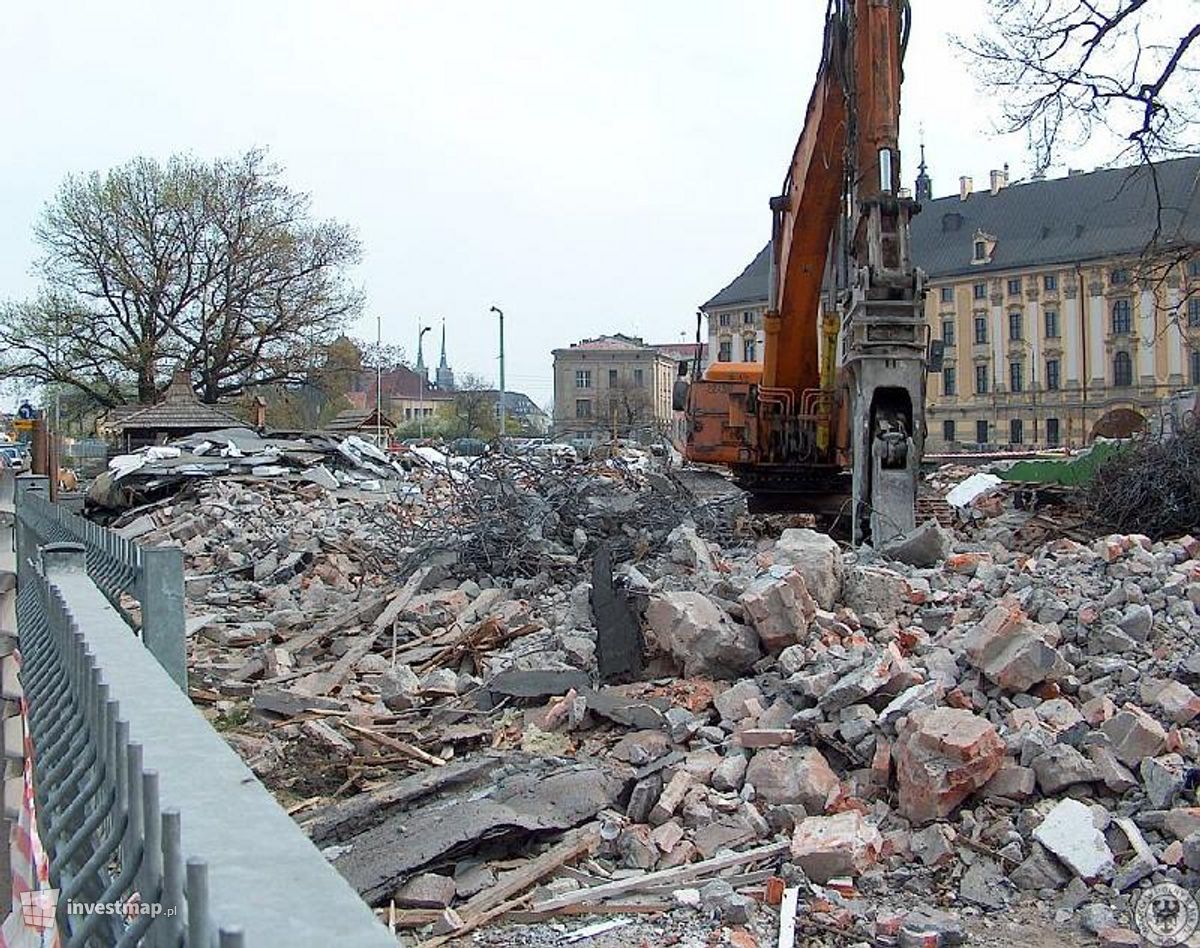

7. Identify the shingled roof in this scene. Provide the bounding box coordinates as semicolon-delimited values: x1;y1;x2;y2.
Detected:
702;243;771;309
111;372;243;432
703;156;1200;306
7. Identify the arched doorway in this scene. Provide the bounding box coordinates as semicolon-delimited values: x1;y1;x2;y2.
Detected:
1091;408;1145;440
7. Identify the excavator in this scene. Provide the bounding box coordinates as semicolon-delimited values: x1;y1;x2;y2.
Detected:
681;0;938;546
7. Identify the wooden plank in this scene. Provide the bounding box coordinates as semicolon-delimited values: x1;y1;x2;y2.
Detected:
778;886;800;948
342;722;445;767
530;840;790;913
291;626;376;697
456;828;599;919
508;901;673;921
415;894;531;948
373;567;432;631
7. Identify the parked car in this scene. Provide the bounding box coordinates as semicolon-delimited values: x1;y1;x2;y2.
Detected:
0;444;30;472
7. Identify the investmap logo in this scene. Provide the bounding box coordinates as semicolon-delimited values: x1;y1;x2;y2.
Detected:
18;888;57;933
18;889;174;936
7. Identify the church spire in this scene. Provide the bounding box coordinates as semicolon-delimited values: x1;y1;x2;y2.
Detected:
435;318;456;391
915;126;933;203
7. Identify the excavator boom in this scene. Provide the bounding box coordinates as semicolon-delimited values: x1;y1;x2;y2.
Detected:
684;0;928;546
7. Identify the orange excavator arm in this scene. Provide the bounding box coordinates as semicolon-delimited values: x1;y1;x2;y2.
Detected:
685;0;928;546
762;18;847;394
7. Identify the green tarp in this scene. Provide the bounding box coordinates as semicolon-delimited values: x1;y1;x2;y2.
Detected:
997;439;1128;487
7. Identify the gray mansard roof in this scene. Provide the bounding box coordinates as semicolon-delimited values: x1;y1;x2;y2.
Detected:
703;156;1200;307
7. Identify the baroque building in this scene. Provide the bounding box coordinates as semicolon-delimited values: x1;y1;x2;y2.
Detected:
702;156;1200;449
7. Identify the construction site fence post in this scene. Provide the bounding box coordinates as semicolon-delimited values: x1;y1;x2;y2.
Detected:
139;546;187;690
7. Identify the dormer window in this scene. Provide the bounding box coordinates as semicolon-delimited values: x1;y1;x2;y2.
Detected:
971;230;996;265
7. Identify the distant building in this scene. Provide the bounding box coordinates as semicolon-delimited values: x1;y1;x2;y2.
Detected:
700;156;1200;449
326;407;396;437
347;364;454;427
106;370;245;451
551;334;681;441
700;246;769;368
475;390;549;434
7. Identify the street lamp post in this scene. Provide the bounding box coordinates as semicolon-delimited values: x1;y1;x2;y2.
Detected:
490;306;506;439
375;312;384;448
418;325;432;438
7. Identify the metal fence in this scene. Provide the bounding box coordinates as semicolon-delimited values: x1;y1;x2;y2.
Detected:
4;474;396;947
13;476;185;689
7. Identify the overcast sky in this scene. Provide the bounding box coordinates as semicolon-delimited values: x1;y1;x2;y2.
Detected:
0;1;1134;410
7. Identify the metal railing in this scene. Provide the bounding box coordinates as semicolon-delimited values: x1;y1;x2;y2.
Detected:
14;476;186;689
4;474;396;947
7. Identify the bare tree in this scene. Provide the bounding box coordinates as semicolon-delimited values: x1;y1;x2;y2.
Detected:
962;1;1199;176
443;373;500;440
963;3;1200;324
0;149;363;407
605;378;659;438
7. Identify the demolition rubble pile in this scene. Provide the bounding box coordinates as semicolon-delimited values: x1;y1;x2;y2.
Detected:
116;444;1200;946
90;427;413;515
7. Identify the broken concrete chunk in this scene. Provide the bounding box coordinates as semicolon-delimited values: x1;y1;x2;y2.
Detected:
772;528;844;610
611;730;670;766
880;518;953;567
649;771;693;826
738;566;816;652
1032;744;1098;795
962;604;1071;692
393;872;456;909
1033;799;1115;880
643;592;761;679
842;566;910;620
744;746;839;812
790;811;882;883
380;664;422;711
895;707;1004;824
1100;704;1167;768
714;679;765;723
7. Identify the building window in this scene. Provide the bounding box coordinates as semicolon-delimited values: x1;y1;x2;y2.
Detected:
943;366;957;396
943;420;956;443
575;399;592;418
1044;274;1058;292
1044;309;1060;338
575;369;591;389
1111;267;1129;286
743;338;756;361
718;313;730;327
975;365;989;394
1113;351;1133;386
940;287;953;304
718;340;732;362
976;419;989;444
1010;418;1024;444
942;319;955;347
1112;299;1132;334
974;316;988;344
633;368;644;387
1191;350;1200;385
743;311;754;325
973;241;986;262
1009;362;1024;392
973;282;987;301
1046;359;1060;391
608;369;618;386
1188;298;1200;328
1007;278;1022;296
1189;260;1200;279
1046;417;1060;446
1008;312;1023;340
